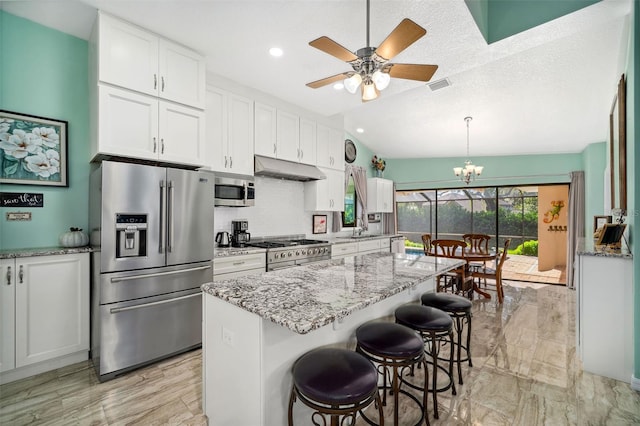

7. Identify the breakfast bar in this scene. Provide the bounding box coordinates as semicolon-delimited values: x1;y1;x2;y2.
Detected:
201;252;465;425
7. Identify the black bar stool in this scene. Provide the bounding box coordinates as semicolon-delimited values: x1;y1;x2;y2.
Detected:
356;321;429;426
395;304;455;420
421;292;473;385
288;347;384;426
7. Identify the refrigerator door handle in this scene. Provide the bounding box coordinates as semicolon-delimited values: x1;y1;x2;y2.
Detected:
167;180;174;252
110;292;200;314
109;265;212;283
159;180;167;253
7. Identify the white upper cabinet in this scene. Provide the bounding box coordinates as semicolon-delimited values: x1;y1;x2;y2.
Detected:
367;177;394;213
276;110;300;163
97;85;205;166
97;12;205;109
299;118;317;166
317;124;345;170
254;102;277;158
305;168;345;212
206;87;254;175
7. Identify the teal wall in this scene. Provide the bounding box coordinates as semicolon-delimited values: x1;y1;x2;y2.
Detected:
0;11;89;250
345;132;377;177
582;142;607;237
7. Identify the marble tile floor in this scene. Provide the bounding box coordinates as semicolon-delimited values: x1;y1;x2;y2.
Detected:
1;281;639;425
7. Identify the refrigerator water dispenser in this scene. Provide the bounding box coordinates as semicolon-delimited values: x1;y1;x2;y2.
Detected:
116;214;148;258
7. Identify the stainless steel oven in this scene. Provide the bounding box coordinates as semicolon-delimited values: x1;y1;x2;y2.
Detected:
214;174;255;207
248;237;331;271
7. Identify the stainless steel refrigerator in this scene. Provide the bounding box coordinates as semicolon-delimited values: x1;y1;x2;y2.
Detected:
89;160;213;381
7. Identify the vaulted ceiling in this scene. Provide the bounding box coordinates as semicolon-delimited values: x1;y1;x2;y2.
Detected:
2;0;631;159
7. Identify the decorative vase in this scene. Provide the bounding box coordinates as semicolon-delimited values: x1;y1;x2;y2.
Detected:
376;169;384;178
59;227;89;247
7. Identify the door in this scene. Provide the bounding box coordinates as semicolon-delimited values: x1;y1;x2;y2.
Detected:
15;254;89;368
158;39;205;108
159;101;205;166
254;102;277;157
205;88;228;172
276;110;299;162
299;118;317;165
228;93;254;175
101;161;166;272
166;168;214;265
0;259;15;372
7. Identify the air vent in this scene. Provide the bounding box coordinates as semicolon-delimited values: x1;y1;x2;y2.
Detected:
427;78;451;91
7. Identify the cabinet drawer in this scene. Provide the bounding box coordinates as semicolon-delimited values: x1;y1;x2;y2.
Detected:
358;240;381;253
331;242;358;258
214;254;266;276
380;238;391;249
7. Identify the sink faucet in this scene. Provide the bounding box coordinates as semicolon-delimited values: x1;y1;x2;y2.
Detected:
353;217;364;236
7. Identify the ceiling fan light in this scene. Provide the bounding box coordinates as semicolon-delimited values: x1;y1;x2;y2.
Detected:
344;74;362;94
361;82;378;101
372;70;390;90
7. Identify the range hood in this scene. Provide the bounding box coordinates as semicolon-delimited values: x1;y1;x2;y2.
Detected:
254;155;326;182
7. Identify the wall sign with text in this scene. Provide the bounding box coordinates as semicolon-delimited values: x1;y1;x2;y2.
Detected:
0;192;44;207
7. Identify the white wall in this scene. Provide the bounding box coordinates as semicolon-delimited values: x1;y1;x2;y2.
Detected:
214;176;384;238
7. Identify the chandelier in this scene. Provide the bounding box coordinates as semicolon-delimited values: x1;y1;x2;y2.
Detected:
453;116;483;184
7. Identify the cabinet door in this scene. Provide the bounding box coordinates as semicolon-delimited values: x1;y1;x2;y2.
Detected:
367;177;393;213
228;94;255;175
98;12;159;97
276;110;300;162
158;39;206;109
299;118;317;165
305;168;345;211
254;102;277;158
317;124;344;170
382;179;394;212
205;88;228;172
15;254;89;368
327;169;345;211
0;259;15;373
98;85;159;161
159;101;205;166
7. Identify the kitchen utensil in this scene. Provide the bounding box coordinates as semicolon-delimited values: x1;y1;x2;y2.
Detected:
216;232;232;247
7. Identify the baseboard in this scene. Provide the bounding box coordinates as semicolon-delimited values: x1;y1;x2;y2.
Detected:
631;374;640;392
0;351;88;385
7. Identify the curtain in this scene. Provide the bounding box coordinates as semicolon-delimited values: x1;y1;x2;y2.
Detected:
566;171;585;289
331;165;368;232
383;182;397;234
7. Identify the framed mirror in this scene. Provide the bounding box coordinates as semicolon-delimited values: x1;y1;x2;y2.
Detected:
609;74;627;212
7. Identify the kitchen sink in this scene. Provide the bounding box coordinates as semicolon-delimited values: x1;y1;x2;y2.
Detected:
336;234;383;240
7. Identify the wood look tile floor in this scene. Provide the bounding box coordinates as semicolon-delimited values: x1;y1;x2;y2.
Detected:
2;281;639;425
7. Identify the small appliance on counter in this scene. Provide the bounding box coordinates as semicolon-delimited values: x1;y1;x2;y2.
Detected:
215;231;232;248
232;219;251;247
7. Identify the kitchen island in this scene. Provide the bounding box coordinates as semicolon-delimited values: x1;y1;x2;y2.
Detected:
201;252;465;425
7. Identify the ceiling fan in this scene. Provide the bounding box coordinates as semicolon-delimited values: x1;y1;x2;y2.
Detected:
306;0;438;102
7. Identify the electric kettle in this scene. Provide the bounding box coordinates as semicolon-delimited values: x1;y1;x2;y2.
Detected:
215;232;232;247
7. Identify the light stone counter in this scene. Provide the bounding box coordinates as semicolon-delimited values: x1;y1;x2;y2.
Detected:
0;246;93;259
202;252;464;425
202;252;463;334
576;237;632;259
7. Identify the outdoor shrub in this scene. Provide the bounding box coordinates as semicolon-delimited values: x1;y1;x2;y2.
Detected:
510;240;538;256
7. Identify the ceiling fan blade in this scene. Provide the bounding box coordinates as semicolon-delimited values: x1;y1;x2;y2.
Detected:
375;19;426;61
306;72;351;89
309;36;359;62
387;63;438;82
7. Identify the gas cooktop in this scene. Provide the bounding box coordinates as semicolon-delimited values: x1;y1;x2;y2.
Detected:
248;239;328;249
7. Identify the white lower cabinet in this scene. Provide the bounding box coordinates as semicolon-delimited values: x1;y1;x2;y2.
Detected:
331;242;358;259
331;238;391;259
0;253;90;382
213;253;266;281
304;168;345;212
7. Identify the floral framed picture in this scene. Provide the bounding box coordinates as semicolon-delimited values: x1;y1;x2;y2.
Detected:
0;110;68;187
312;215;327;234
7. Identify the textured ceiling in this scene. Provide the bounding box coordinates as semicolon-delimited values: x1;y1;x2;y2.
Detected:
2;0;631;159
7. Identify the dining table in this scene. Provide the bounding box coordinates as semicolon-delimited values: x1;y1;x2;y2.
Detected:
426;246;499;299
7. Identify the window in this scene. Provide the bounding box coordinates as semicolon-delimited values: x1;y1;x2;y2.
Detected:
342;175;357;227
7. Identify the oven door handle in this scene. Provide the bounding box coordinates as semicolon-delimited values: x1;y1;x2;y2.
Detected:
269;264;299;271
110;265;212;283
110;292;201;314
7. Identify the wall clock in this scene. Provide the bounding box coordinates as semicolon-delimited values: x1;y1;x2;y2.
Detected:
345;139;357;163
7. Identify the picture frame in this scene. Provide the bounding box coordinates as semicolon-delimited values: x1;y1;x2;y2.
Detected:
594;215;612;233
312;214;327;234
0;110;68;187
609;74;626;212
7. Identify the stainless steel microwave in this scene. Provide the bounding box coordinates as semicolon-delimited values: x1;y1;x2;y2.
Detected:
214;174;255;207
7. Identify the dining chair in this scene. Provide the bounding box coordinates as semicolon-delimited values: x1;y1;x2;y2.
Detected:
463;233;492;284
471;239;511;303
431;239;473;298
421;233;432;255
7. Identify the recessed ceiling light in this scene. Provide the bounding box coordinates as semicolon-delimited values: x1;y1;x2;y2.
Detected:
356;128;364;133
333;83;344;90
269;47;283;57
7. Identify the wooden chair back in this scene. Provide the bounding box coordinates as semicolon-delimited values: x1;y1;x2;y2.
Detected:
421;234;432;255
432;239;466;258
463;233;491;253
496;239;511;270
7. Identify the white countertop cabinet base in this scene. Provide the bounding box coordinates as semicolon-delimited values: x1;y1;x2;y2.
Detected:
0;253;89;384
577;253;633;383
203;277;435;425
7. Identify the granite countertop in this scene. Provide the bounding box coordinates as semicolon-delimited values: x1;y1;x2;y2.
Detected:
327;234;403;244
202;252;464;334
577;238;632;259
213;246;266;257
0;246;93;259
